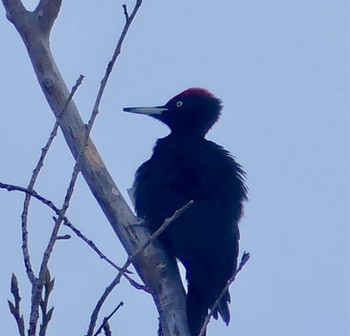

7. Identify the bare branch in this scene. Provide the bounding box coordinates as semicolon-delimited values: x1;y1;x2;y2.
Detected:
93;302;124;336
2;184;190;335
87;276;121;336
20;75;84;336
2;0;190;334
87;0;143;133
87;200;193;335
56;234;71;240
103;323;112;336
28;71;86;336
61;218;147;290
0;182;135;280
57;11;159;325
21;75;85;285
129;200;194;263
122;4;129;21
198;252;250;336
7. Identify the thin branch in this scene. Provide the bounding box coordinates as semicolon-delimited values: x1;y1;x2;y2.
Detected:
87;0;143;134
93;302;124;336
32;3;150;328
198;252;250;336
123;200;194;281
87;200;193;336
122;4;129;21
44;0;145;284
87;276;121;336
103;323;112;336
0;182;139;284
52;0;145;266
56;234;71;240
129;200;194;263
21;1;143;333
59;5;152;333
61;218;148;290
2;0;190;333
28;70;87;336
21;75;84;285
22;75;85;336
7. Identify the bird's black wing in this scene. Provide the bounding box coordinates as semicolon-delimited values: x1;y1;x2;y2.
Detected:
133;136;247;335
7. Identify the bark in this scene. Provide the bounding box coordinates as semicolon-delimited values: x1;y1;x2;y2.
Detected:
1;1;190;335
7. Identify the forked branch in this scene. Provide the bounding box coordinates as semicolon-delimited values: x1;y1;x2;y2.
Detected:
1;1;190;335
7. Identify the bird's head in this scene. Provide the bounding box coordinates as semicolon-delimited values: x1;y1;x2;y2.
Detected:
123;88;222;136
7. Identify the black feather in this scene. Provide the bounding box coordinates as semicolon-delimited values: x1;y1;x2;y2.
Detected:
125;88;247;335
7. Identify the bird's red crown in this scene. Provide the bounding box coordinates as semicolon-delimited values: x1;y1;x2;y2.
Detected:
173;87;217;100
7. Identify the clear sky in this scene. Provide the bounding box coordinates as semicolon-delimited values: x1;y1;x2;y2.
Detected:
0;1;348;335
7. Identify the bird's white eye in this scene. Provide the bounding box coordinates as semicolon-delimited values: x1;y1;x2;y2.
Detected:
176;101;183;107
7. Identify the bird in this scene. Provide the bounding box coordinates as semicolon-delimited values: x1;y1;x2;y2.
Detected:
123;88;247;336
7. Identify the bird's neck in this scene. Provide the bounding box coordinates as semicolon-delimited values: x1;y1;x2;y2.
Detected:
168;129;207;139
155;133;207;155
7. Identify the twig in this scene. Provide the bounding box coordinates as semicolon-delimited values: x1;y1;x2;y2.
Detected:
87;200;193;336
56;234;71;240
198;252;250;336
93;302;124;336
37;0;144;297
3;0;191;334
25;75;85;336
103;322;112;336
21;75;84;285
40;0;146;303
28;1;143;331
122;4;129;21
0;182;141;285
87;276;122;336
87;0;143;135
62;218;148;289
121;200;194;281
129;200;194;263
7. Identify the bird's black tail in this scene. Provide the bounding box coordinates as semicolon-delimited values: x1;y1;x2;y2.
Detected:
212;290;231;325
187;281;231;336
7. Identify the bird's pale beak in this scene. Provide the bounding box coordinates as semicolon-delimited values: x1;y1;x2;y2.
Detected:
123;106;168;115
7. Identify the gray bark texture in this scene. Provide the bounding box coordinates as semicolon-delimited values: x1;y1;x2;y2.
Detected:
1;1;190;335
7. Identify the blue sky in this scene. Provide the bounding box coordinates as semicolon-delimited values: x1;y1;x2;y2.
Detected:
0;1;348;335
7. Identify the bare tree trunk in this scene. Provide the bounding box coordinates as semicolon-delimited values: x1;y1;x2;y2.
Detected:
1;1;190;335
